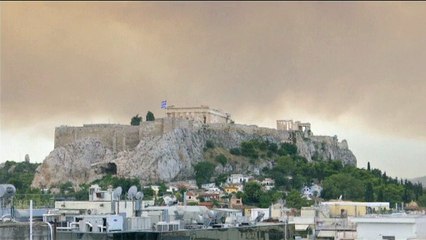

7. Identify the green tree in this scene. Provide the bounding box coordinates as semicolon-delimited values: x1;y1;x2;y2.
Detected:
268;142;278;153
240;141;258;159
92;174;141;193
59;181;74;194
418;194;426;207
131;114;142;126
322;173;364;201
278;143;298;156
74;184;90;200
215;154;228;166
286;190;312;209
243;181;263;205
158;183;168;196
381;184;403;206
365;182;374;202
229;148;241;155
194;161;216;187
0;161;41;193
146;111;155;121
367;162;371;171
214;174;228;187
205;140;215;149
236;191;244;199
142;188;155;200
377;188;384;202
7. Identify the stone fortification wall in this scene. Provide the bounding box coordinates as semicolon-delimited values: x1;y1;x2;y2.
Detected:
55;124;141;153
206;123;292;145
309;135;348;149
54;118;202;152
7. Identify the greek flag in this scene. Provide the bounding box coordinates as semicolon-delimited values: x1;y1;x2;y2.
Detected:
161;100;167;109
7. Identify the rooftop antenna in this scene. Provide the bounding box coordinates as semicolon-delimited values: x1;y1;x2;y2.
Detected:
0;184;16;220
207;210;217;225
174;208;185;221
254;212;265;223
127;186;137;200
135;191;144;200
112;187;122;214
134;191;144;216
163;195;175;206
127;186;138;216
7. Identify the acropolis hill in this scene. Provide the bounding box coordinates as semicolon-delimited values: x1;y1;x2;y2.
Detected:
32;106;357;189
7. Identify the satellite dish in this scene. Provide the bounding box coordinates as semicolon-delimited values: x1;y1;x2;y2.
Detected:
197;214;204;224
255;212;265;223
135;191;144;200
163;195;176;206
174;209;185;220
207;210;216;219
0;184;16;198
128;186;138;200
113;186;122;201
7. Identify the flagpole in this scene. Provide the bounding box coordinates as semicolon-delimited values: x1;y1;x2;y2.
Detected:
161;100;168;119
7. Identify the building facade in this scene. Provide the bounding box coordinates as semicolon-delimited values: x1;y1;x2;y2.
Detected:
350;215;426;240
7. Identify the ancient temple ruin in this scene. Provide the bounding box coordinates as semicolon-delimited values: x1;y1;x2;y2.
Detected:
276;120;311;132
166;105;232;124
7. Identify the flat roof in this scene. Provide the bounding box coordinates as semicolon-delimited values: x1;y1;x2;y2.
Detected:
321;201;389;207
350;214;426;224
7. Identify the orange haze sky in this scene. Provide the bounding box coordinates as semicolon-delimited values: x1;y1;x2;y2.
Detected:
1;2;425;179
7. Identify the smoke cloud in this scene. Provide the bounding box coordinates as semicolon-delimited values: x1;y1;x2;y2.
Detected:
1;3;426;177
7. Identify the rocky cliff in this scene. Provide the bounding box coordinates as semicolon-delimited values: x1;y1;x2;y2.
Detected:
32;122;357;188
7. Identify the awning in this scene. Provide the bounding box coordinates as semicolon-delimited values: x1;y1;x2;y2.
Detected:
318;230;336;237
295;224;309;231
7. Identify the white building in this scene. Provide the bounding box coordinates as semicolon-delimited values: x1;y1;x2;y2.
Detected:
350;214;426;240
89;184;113;201
227;174;251;185
55;199;155;218
56;185;154;218
201;183;217;190
301;184;323;200
166;186;178;193
249;208;270;222
261;178;275;191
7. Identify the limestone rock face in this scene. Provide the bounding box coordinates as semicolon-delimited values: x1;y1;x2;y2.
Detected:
295;134;357;165
31;123;357;188
31;138;114;189
114;128;205;183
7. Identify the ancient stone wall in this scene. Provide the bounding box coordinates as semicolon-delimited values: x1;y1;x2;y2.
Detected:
54;124;141;153
54;119;200;152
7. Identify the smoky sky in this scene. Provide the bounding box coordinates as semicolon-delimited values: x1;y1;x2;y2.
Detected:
2;2;426;141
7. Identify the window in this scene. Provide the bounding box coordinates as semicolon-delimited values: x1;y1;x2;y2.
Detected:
382;236;395;240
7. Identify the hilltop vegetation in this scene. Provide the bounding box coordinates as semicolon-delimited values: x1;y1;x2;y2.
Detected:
411;176;426;188
198;139;426;208
0;161;40;194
